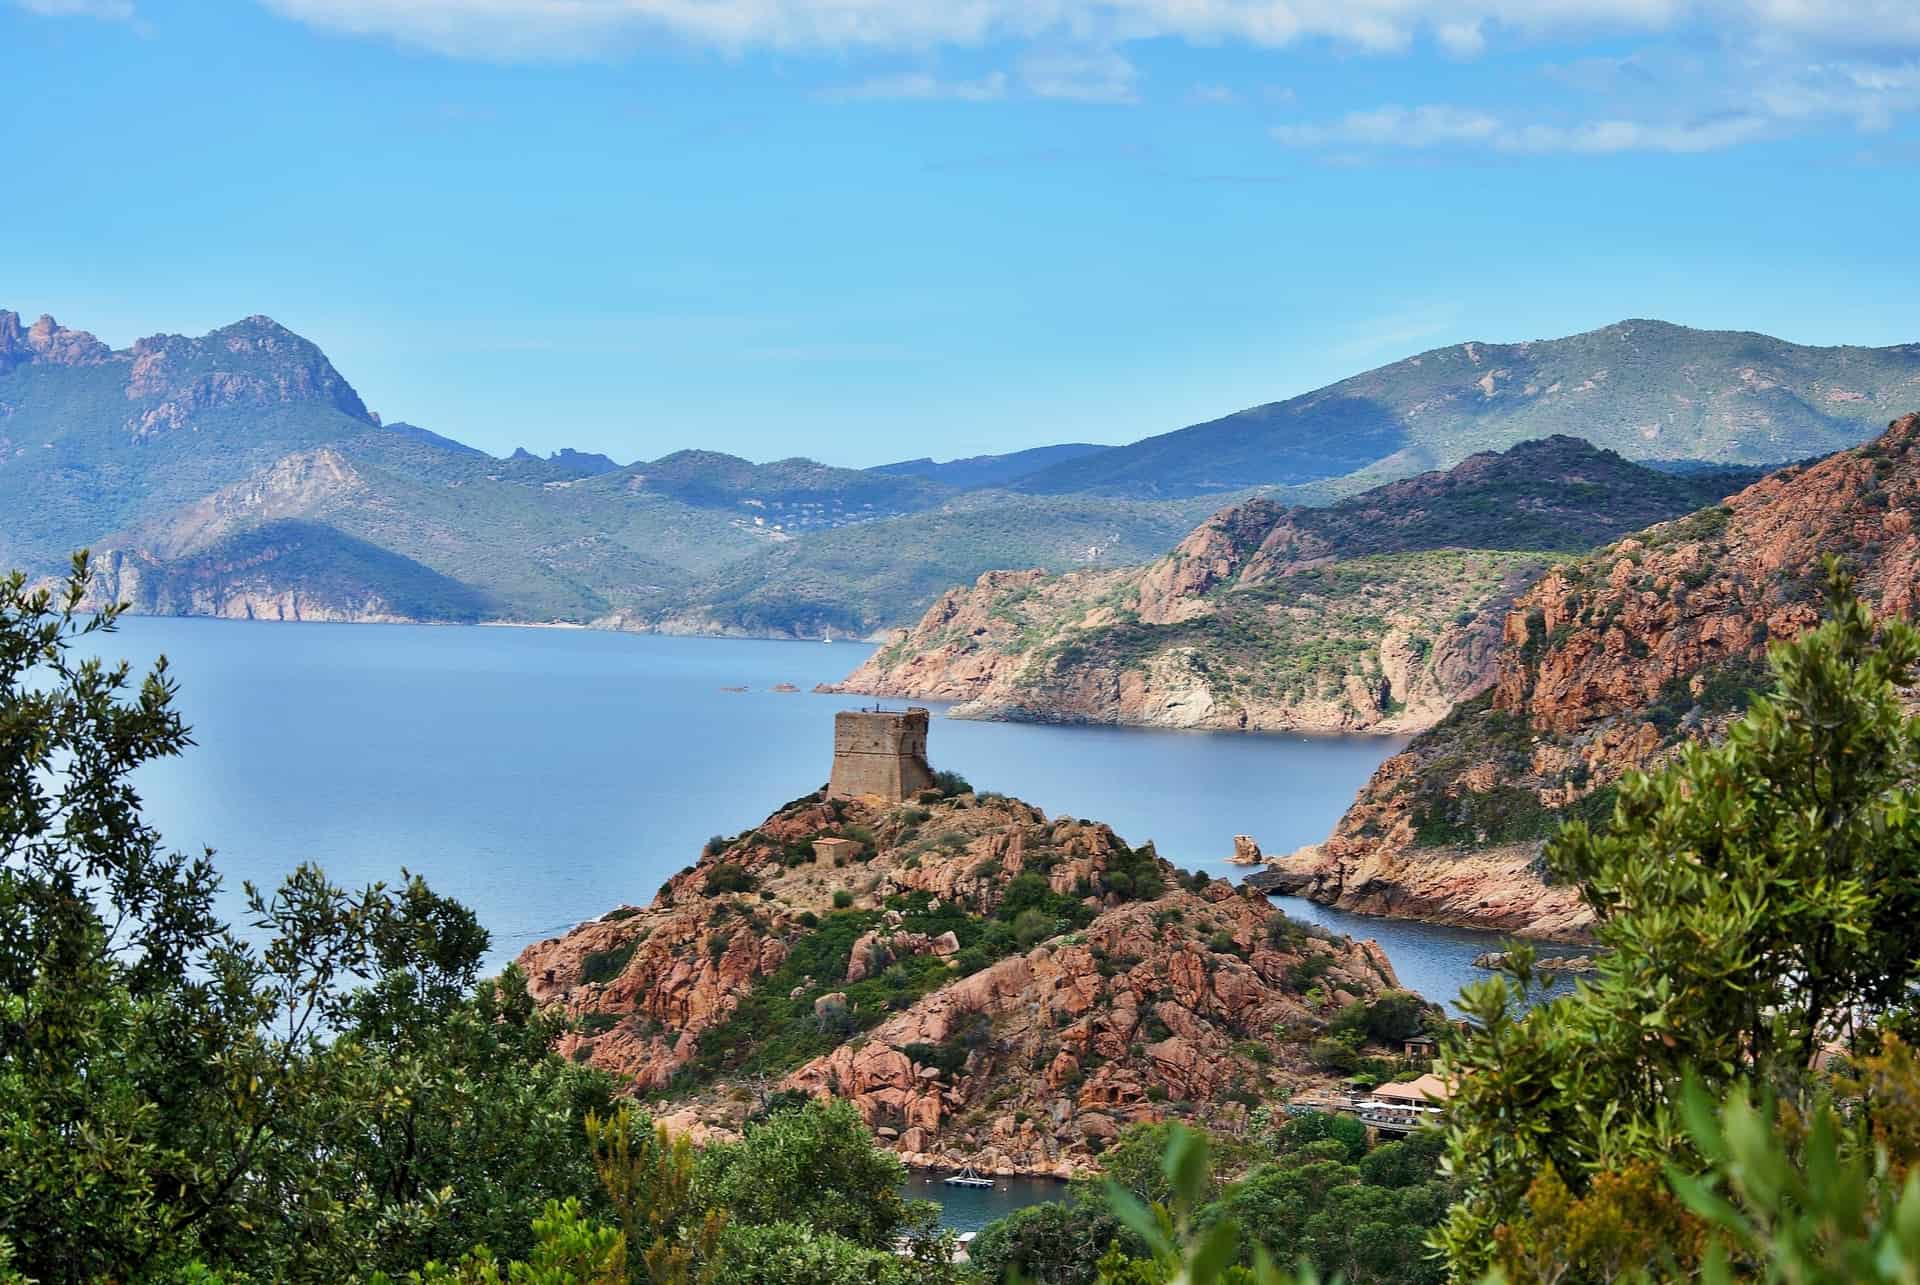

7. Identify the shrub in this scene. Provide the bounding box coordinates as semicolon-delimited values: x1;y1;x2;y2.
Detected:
703;862;757;895
832;889;854;910
1012;907;1055;949
579;940;639;986
932;770;973;798
577;1011;621;1036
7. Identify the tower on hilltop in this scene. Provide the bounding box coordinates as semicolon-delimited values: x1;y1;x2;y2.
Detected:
829;706;935;802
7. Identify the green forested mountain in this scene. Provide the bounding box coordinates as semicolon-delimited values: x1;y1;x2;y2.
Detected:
2;306;1913;633
1014;319;1920;497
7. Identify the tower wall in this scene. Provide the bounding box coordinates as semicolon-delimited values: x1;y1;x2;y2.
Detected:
829;707;935;801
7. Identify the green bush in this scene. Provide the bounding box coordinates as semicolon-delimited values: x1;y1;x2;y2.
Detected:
579;940;639;986
832;889;854;910
703;862;757;895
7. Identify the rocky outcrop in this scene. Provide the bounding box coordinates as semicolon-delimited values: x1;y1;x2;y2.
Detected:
830;438;1747;735
0;312;112;375
122;316;373;438
517;789;1405;1177
1285;412;1920;939
1473;951;1597;973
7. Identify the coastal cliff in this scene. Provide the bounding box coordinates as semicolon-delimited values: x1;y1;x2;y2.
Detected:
829;438;1753;734
1270;412;1920;939
516;788;1402;1177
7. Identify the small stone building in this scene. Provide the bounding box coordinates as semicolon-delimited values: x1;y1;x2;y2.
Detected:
812;837;858;865
828;707;936;802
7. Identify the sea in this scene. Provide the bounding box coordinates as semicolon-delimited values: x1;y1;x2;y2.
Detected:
78;616;1531;1229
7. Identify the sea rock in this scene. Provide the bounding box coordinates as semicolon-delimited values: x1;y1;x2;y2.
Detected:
1473;951;1598;973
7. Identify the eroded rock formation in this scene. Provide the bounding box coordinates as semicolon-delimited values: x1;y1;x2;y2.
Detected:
517;788;1403;1177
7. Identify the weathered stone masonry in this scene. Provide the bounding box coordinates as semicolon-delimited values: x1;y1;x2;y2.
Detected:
828;707;935;802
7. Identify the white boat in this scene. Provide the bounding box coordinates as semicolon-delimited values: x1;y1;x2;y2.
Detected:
944;1166;994;1189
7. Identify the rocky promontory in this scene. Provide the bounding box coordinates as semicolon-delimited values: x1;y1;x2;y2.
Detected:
516;786;1408;1177
827;438;1752;736
1279;412;1920;939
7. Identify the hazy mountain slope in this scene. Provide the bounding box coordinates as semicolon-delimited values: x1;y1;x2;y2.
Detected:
831;438;1756;733
605;449;950;532
1267;412;1920;939
82;439;771;623
870;443;1110;490
1015;320;1920;498
87;520;498;623
0;311;382;570
650;489;1236;638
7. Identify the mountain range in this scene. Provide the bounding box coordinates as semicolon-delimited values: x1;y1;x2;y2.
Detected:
4;306;1915;634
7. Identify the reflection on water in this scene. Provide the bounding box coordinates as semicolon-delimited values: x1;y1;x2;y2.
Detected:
909;1170;1069;1233
1264;893;1592;1016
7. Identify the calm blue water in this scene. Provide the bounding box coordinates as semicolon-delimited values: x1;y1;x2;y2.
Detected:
75;615;1524;1228
86;617;1496;978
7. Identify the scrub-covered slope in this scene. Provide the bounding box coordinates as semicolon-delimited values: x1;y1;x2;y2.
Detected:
831;438;1754;733
1270;412;1920;939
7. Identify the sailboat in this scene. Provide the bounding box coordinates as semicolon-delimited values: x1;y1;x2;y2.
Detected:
944;1165;994;1189
823;626;833;644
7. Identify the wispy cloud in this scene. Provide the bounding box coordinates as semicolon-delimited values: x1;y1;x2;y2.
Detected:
254;1;1920;62
819;71;1008;102
1274;102;1785;154
1019;48;1138;103
1187;83;1240;105
14;0;134;17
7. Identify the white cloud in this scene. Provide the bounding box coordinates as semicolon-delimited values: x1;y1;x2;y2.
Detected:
14;0;134;17
1272;104;1502;148
1019;48;1138;103
255;1;1920;61
1273;104;1778;153
819;71;1008;102
1187;83;1240;105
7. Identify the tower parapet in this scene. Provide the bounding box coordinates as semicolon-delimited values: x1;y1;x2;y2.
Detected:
829;706;935;802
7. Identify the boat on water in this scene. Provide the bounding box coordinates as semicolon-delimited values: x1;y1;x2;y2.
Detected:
944;1166;995;1189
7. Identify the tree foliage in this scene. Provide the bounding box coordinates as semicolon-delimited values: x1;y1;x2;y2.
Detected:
1438;558;1920;1279
0;557;615;1280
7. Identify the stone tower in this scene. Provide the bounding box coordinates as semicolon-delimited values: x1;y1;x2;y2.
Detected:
829;706;935;802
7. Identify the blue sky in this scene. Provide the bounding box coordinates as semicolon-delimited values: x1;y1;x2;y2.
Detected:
5;0;1918;466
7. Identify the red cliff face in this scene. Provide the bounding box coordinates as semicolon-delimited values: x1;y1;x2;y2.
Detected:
516;790;1402;1177
1281;413;1920;940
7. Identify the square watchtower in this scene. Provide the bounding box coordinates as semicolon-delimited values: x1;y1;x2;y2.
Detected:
829;707;935;802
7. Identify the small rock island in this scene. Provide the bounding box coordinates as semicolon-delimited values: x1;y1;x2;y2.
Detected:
518;709;1423;1177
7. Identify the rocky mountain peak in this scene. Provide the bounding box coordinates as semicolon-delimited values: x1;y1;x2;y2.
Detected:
0;308;112;375
119;315;374;437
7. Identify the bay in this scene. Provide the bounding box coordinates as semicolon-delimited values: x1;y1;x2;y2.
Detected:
77;615;1527;1230
87;617;1462;967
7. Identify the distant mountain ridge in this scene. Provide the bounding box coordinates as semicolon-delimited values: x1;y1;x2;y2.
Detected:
869;443;1109;490
2;305;1914;634
1013;320;1920;497
828;437;1756;733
